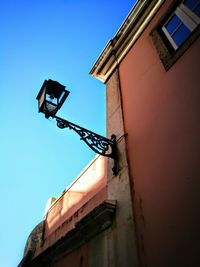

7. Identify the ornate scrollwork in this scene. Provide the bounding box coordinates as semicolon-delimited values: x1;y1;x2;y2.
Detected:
55;116;117;160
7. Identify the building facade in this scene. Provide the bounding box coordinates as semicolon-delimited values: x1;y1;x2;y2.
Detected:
19;1;200;266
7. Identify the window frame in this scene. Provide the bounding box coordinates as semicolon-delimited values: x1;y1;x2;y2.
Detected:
150;0;200;70
162;3;199;50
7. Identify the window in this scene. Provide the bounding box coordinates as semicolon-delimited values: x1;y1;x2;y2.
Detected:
184;0;200;16
162;0;200;50
150;0;200;70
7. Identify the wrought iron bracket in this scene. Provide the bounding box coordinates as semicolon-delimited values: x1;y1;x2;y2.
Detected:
54;116;118;175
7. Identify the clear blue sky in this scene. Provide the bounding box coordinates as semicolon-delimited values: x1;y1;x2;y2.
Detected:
0;1;136;266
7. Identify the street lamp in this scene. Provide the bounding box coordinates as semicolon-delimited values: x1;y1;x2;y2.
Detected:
36;79;70;118
36;79;118;175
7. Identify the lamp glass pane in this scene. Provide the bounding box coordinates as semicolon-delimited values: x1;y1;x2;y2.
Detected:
46;94;58;105
38;89;45;109
46;102;57;113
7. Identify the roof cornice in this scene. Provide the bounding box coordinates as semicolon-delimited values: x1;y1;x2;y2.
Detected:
89;0;165;83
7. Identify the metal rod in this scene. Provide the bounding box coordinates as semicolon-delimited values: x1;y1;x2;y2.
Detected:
54;115;118;175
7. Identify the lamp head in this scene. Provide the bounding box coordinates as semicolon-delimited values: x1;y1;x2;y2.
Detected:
36;79;69;118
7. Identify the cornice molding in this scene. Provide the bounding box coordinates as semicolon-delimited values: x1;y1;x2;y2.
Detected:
89;0;165;83
19;200;117;267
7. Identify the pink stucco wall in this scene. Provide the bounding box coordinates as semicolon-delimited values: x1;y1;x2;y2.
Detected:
33;156;107;259
44;155;107;238
119;1;200;266
52;243;89;267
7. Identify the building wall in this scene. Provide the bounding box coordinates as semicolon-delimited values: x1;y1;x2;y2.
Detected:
44;155;107;238
51;232;108;267
106;70;139;267
29;156;109;265
117;1;200;266
52;243;89;267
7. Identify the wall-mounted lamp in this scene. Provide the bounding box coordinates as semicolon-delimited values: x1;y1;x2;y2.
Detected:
36;79;118;175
